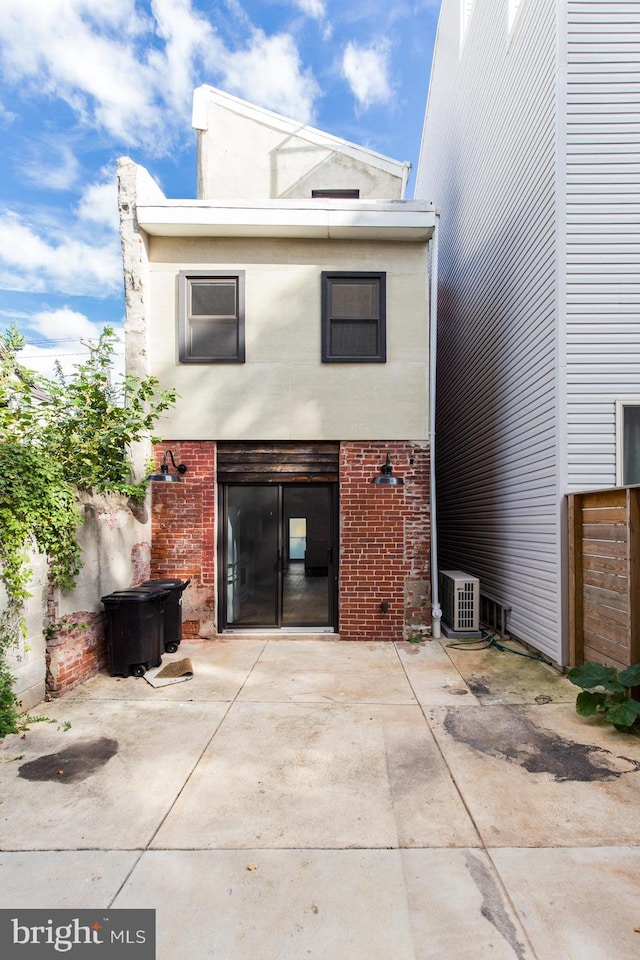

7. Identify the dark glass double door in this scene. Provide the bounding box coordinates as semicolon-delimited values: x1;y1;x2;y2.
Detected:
222;484;336;629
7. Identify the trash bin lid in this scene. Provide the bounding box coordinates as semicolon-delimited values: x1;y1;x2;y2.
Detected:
142;578;191;592
101;588;169;604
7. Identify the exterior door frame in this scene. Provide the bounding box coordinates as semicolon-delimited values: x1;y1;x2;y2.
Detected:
218;481;338;631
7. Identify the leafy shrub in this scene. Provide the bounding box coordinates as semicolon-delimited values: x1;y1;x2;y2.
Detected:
567;661;640;733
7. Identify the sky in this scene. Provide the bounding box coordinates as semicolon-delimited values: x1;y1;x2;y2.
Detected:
0;0;441;376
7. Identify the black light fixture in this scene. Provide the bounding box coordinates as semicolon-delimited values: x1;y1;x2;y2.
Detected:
371;453;404;487
148;450;188;483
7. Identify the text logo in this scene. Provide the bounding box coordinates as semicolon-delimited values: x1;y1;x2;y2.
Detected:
0;910;155;957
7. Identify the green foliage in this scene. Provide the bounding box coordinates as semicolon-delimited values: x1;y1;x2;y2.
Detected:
0;656;20;738
40;327;177;497
567;661;640;733
0;322;177;736
0;443;81;599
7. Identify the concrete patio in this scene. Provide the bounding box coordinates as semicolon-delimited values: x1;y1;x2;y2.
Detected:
1;636;639;959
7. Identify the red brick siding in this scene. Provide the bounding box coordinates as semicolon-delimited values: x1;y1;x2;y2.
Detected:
150;439;431;640
339;442;431;641
150;441;216;634
46;612;107;697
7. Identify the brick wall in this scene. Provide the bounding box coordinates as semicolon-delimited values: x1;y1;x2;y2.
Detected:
46;612;107;697
150;442;216;637
339;441;431;641
149;439;431;640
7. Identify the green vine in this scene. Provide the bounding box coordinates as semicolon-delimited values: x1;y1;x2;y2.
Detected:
0;323;177;736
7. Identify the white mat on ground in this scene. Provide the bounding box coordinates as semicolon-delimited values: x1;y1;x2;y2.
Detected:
144;658;193;688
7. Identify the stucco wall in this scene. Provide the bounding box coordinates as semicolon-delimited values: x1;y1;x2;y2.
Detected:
195;86;406;201
147;236;430;441
4;491;152;708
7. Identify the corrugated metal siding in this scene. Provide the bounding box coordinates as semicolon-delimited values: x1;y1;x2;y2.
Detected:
416;0;562;659
565;0;640;491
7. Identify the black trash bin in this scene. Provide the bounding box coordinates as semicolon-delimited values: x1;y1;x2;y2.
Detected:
101;587;168;677
141;578;191;653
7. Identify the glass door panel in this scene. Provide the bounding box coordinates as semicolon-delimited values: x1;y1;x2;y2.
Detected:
225;485;280;626
223;483;335;630
282;486;332;627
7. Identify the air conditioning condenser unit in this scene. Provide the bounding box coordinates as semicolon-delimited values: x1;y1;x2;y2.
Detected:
440;570;480;633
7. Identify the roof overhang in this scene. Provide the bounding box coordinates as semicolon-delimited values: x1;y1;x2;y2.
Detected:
135;199;436;242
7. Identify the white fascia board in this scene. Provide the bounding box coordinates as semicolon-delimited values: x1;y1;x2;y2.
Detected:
192;84;410;181
136;200;436;241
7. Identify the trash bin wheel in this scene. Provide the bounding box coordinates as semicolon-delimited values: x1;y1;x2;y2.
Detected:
131;664;146;678
165;642;179;654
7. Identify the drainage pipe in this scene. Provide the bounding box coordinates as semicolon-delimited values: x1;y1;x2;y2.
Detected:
400;161;411;199
429;213;442;639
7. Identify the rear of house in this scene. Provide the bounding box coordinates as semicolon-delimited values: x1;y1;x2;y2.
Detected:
120;86;436;642
416;0;640;665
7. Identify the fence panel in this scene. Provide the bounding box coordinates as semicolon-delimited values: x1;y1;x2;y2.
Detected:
568;487;640;668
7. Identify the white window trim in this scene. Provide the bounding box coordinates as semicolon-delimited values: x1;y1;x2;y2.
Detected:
615;399;640;486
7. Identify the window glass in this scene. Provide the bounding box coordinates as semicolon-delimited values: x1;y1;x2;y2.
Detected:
190;279;237;317
623;405;640;485
321;272;386;362
179;272;245;363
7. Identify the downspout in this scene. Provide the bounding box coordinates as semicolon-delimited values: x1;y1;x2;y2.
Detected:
429;213;442;638
400;161;411;199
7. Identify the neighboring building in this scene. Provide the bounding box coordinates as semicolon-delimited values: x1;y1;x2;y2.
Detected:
119;85;437;641
415;0;640;664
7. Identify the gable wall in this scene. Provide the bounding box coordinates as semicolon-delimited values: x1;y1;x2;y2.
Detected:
196;93;405;201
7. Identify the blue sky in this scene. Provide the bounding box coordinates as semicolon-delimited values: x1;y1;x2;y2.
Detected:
0;0;441;374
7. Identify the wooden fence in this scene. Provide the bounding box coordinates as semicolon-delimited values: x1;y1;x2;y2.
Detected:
568;486;640;669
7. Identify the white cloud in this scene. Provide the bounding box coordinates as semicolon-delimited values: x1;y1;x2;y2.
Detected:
23;142;81;191
17;308;125;379
342;39;392;109
0;0;322;151
0;100;17;125
76;170;119;231
0;0;219;153
293;0;326;18
28;307;104;345
0;211;122;297
0;2;155;143
148;0;223;112
221;31;320;123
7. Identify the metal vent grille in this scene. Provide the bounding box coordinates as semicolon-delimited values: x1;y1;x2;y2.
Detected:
440;570;480;632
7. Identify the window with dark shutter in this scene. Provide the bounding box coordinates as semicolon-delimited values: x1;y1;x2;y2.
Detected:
321;272;386;362
179;271;245;362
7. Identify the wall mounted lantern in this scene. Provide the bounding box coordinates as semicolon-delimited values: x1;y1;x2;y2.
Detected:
148;450;188;483
371;453;404;487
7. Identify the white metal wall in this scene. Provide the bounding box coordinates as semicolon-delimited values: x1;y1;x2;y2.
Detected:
564;0;640;491
416;0;563;660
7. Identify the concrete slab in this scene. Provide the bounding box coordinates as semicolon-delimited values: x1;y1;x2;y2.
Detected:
396;639;480;705
237;639;416;703
114;849;418;960
65;638;266;702
402;848;536;960
0;699;228;849
441;638;575;705
491;846;640;960
2;636;637;960
427;702;640;846
0;851;140;907
113;849;535;960
152;701;479;849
